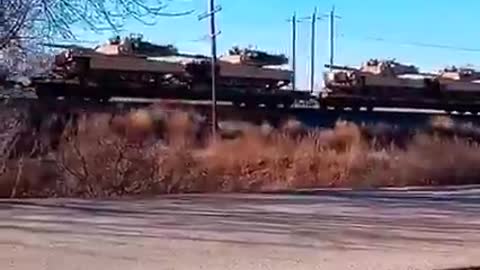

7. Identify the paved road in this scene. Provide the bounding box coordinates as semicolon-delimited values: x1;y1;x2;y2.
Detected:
1;187;479;270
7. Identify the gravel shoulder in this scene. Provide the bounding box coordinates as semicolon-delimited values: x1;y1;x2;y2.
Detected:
1;187;480;270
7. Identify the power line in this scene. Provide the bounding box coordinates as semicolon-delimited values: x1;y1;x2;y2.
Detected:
339;34;480;53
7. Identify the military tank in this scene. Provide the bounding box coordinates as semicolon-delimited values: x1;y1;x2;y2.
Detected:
323;59;428;96
182;46;292;92
436;66;480;93
321;59;480;113
31;34;187;100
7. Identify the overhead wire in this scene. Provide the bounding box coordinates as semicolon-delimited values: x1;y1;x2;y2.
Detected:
338;33;480;53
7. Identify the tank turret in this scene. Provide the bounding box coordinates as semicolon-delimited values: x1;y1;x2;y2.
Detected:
220;46;289;67
95;34;178;57
359;59;419;76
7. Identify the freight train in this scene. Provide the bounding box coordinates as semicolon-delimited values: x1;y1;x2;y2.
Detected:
22;35;480;114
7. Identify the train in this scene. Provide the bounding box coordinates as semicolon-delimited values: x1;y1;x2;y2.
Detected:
19;35;480;114
30;34;304;108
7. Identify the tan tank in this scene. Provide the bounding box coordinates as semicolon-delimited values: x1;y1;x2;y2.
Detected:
155;47;292;91
434;66;480;92
215;47;292;87
324;59;427;91
50;34;185;81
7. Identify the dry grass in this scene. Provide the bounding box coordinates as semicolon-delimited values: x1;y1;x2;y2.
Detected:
1;107;480;198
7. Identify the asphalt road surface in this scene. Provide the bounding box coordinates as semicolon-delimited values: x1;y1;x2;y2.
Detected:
1;187;479;270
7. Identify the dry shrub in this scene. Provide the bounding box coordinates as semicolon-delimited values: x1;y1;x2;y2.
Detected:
2;107;480;198
55;117;163;197
364;134;480;187
51;109;205;197
198;121;369;191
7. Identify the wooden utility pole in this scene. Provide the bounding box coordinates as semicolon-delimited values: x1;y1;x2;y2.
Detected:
329;5;341;68
288;12;297;91
307;7;327;93
330;6;335;67
287;13;310;91
199;0;222;138
209;0;217;138
310;7;317;93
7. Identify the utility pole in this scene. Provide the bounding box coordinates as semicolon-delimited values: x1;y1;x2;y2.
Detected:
287;12;298;91
199;0;222;138
287;8;327;93
329;6;334;67
328;5;341;68
310;7;317;93
287;13;311;91
291;12;297;91
308;7;327;93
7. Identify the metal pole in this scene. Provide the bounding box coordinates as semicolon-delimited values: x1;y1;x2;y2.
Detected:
310;7;317;93
329;6;335;67
209;0;217;138
291;12;297;91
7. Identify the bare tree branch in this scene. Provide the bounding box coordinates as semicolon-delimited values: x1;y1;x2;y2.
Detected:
1;0;193;77
1;0;194;48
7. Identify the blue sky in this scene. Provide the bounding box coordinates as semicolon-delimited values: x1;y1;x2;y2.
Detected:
75;0;480;90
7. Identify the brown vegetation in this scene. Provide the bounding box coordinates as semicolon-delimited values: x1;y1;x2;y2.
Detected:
1;106;480;198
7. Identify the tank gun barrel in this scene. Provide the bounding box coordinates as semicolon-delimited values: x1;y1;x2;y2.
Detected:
175;53;210;59
324;64;358;72
40;43;89;50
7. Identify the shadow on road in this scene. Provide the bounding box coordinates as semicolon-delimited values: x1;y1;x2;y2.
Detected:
0;188;479;251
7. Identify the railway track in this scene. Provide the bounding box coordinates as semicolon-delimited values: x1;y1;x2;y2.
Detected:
2;94;480;130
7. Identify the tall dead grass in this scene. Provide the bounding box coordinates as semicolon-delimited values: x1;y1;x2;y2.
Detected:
1;107;480;198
